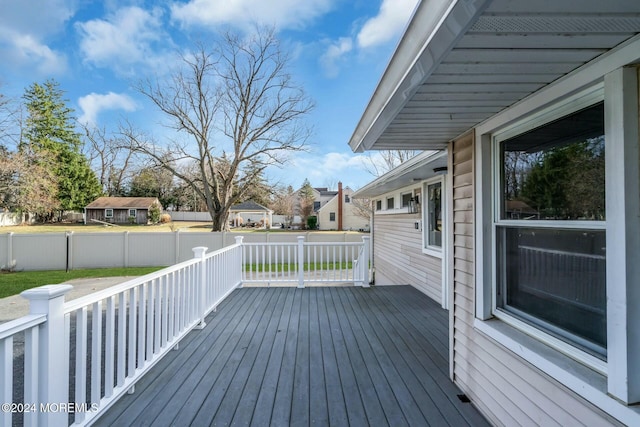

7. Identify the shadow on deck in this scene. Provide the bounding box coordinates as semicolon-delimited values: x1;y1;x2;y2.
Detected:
95;286;489;426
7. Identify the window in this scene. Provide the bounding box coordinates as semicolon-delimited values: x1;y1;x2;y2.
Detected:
387;197;394;210
494;102;606;359
401;193;412;208
427;182;442;247
105;209;113;218
375;200;382;211
329;212;336;221
313;201;321;211
129;209;137;217
345;194;350;203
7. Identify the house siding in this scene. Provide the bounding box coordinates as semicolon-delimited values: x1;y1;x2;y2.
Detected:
374;212;441;303
86;208;149;224
450;133;622;426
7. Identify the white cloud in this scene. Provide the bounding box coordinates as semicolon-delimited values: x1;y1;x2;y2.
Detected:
170;0;334;30
0;0;74;76
76;6;174;76
78;92;137;125
319;37;353;78
0;28;68;76
270;151;371;189
357;0;418;49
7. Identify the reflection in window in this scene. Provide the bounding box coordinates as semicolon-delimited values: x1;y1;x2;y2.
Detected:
387;197;394;210
501;102;605;221
496;101;607;359
427;182;442;248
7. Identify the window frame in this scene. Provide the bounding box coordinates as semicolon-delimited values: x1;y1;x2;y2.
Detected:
129;209;137;218
489;88;607;372
105;209;113;218
329;212;336;222
375;200;382;211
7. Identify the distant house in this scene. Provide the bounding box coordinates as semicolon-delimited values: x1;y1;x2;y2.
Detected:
85;197;162;225
294;182;369;231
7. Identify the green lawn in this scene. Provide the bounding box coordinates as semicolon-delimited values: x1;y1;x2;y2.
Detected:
245;261;354;272
0;266;163;299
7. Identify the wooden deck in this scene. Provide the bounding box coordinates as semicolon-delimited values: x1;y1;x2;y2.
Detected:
95;286;489;426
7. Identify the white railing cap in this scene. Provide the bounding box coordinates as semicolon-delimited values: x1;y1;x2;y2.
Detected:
21;284;73;301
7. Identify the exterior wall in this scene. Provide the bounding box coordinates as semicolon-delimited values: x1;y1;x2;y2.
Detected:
317;189;369;231
374;212;441;303
317;196;339;230
86;208;149;224
449;133;622;426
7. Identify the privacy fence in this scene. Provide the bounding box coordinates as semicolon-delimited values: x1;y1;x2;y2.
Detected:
0;231;367;271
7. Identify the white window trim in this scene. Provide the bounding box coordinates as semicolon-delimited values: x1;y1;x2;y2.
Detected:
422;176;444;258
386;196;395;210
129;209;137;217
474;60;640;420
105;209;113;218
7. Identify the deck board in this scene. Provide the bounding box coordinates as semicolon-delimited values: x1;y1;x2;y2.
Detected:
95;286;490;427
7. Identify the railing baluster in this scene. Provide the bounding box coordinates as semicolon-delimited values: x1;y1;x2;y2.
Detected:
128;287;137;377
138;284;146;367
155;278;162;352
24;325;39;426
91;301;102;406
117;292;126;387
1;336;13;427
105;296;116;398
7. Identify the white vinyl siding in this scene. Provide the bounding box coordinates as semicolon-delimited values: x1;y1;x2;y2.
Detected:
450;133;622;426
373;213;441;302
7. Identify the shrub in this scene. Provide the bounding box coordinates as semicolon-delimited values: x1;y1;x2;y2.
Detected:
148;204;161;224
306;215;317;230
160;213;172;223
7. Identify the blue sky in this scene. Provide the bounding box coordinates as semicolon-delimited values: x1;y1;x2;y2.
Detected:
0;0;419;191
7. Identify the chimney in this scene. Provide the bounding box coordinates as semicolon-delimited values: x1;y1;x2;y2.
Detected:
338;182;343;231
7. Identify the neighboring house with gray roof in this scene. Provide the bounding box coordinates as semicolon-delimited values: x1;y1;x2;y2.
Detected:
85;197;161;225
230;201;273;228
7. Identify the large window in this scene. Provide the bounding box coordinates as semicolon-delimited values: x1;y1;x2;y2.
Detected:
495;102;606;358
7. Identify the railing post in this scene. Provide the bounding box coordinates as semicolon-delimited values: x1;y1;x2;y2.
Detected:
193;246;208;329
235;236;244;287
21;284;73;427
297;236;305;288
362;236;371;287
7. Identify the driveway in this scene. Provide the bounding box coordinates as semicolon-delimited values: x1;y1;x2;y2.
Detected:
0;276;137;323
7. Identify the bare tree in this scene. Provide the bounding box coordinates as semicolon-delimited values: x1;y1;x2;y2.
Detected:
126;27;313;231
351;197;373;221
83;125;138;195
364;150;420;177
270;185;295;227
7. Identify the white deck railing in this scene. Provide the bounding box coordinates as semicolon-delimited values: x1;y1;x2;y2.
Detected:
241;235;370;287
0;235;370;426
0;238;243;427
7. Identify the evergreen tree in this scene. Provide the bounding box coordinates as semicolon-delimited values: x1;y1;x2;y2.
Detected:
298;178;315;228
21;80;101;217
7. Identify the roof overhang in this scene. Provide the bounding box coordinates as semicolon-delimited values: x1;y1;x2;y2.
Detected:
348;0;640;152
353;150;448;199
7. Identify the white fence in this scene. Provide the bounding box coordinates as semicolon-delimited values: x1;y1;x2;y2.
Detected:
0;231;366;271
241;236;371;286
0;240;243;427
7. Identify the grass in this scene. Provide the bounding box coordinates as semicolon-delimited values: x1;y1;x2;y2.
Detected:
245;261;354;272
0;222;213;234
0;266;164;299
0;222;367;234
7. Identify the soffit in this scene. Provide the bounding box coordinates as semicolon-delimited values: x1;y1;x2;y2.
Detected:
349;0;640;152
